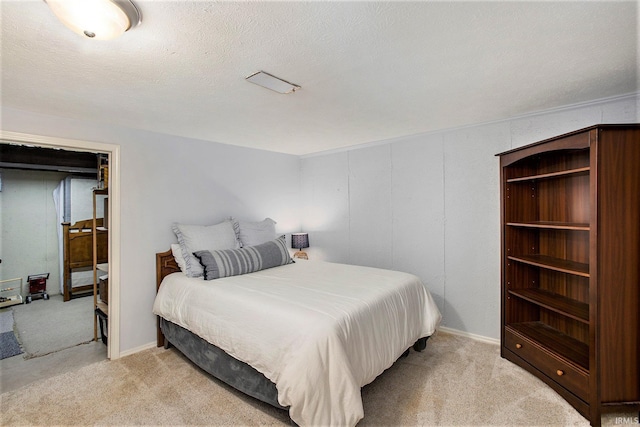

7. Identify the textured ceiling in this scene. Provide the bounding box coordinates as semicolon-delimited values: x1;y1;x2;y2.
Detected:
1;1;638;155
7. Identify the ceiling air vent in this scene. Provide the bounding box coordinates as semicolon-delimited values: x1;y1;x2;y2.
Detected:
246;71;300;94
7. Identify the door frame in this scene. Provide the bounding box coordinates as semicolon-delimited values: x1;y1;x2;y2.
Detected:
0;130;121;359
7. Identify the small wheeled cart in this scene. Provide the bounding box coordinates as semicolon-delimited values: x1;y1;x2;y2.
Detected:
26;273;50;303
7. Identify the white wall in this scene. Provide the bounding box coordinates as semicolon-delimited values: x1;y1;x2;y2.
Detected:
301;93;639;340
70;177;104;223
0;169;68;295
2;94;637;348
1;107;302;353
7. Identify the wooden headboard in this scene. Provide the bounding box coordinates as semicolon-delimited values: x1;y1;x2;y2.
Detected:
156;248;180;291
62;218;108;301
63;218;108;268
155;248;180;347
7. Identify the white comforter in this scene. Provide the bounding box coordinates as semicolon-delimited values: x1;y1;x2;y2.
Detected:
152;260;441;426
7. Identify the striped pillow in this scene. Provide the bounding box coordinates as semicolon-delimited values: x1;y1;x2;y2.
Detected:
193;235;293;280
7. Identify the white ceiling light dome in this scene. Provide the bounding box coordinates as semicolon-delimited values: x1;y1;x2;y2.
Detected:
44;0;141;40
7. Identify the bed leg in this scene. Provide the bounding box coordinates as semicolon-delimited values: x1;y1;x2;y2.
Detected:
413;336;429;352
401;349;410;358
164;339;171;350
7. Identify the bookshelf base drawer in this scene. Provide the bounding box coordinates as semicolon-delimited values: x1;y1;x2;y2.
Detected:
505;327;589;401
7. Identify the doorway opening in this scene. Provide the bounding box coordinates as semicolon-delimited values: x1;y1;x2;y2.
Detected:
0;131;120;369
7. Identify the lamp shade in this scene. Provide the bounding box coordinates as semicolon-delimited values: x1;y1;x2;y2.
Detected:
291;233;309;250
45;0;141;40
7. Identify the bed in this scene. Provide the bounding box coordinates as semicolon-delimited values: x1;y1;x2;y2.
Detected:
61;218;108;301
153;247;441;426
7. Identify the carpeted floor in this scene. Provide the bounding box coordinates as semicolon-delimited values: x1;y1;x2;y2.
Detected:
2;330;634;426
12;294;94;358
0;310;23;360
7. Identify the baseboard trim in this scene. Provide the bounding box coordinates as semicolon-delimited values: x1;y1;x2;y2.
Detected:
118;341;157;358
438;326;500;345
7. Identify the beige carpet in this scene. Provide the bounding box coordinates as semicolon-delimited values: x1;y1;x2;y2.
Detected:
0;331;634;426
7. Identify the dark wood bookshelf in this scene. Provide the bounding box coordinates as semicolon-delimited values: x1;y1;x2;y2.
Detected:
506;166;590;183
506;322;589;371
507;221;590;231
508;254;589;277
508;288;589;323
498;124;640;425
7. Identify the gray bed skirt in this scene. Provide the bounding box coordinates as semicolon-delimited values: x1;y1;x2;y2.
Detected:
160;318;287;410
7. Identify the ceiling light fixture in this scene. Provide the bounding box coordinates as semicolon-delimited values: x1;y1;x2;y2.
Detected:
44;0;141;40
246;71;301;94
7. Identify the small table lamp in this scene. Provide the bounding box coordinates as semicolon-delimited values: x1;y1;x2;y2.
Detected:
291;233;309;260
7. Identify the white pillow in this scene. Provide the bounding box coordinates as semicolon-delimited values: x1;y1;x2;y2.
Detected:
172;220;240;277
170;244;187;273
235;217;277;247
